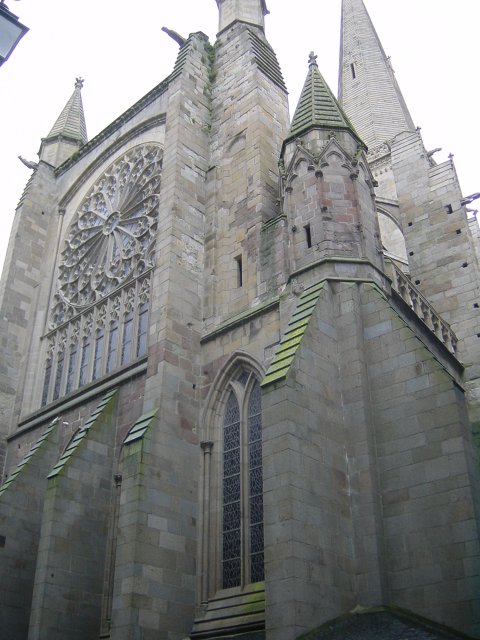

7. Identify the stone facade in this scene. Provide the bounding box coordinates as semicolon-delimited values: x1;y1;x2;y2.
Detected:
0;2;479;639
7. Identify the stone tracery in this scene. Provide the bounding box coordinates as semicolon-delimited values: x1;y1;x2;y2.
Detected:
51;145;162;324
42;145;162;406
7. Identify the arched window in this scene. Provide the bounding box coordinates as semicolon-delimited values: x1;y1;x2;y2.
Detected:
221;372;264;589
39;144;162;407
65;340;78;395
194;362;265;638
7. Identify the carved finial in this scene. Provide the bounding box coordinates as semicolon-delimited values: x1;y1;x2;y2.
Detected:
309;51;318;69
75;77;84;90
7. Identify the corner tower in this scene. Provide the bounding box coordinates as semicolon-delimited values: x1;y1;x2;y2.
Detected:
262;48;480;640
280;52;383;277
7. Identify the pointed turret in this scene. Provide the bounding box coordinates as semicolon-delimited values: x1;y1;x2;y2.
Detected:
216;0;269;33
289;51;362;144
280;53;383;278
39;78;88;167
339;0;415;149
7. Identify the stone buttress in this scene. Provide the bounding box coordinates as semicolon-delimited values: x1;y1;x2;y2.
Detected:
0;2;479;639
261;52;480;639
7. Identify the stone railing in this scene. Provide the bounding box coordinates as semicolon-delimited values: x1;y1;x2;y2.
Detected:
385;260;458;355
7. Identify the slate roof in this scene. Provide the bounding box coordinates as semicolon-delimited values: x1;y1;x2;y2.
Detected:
46;77;88;145
0;418;58;497
262;281;325;387
298;611;472;640
288;52;360;142
123;409;158;445
47;389;116;479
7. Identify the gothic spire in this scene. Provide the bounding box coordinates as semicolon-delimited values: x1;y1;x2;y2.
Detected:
339;0;415;149
216;0;269;33
45;77;88;146
288;52;361;143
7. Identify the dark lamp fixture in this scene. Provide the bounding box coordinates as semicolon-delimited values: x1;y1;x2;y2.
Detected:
0;1;28;66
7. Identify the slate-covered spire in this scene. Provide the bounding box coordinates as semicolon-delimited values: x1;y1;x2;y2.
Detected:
216;0;269;33
46;77;87;145
39;78;88;167
339;0;415;149
288;52;361;144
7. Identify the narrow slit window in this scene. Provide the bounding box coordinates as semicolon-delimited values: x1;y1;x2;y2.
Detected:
235;255;243;288
53;351;65;401
106;320;119;373
79;336;91;387
121;311;134;365
136;303;149;358
248;381;264;583
65;342;78;394
92;328;105;381
222;391;241;588
350;62;356;79
42;359;52;406
304;224;312;248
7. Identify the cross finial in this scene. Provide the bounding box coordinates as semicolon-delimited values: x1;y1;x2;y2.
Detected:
75;77;84;90
309;51;318;69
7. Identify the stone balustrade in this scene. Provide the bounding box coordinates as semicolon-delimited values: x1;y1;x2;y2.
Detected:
386;260;458;355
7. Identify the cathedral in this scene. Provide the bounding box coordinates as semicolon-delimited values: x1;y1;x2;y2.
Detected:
1;1;480;638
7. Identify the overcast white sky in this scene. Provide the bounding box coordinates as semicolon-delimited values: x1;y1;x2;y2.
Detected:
0;0;478;274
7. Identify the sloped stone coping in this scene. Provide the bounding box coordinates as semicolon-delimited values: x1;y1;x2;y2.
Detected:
297;608;473;640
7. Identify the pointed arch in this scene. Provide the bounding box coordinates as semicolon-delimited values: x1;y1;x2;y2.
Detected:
198;351;266;606
200;350;265;443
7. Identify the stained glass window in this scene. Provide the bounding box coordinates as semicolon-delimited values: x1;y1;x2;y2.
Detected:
40;145;161;406
92;328;104;381
248;381;264;583
106;321;119;373
222;391;242;588
137;303;148;358
65;341;78;394
42;359;52;406
79;335;91;388
121;311;133;365
221;373;264;589
52;351;64;401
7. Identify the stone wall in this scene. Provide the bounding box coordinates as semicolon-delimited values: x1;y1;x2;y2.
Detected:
263;280;480;639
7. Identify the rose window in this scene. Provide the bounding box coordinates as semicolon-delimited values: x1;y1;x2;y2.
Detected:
52;145;162;323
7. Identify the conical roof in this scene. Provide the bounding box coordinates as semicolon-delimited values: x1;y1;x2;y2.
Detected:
339;0;415;148
46;77;87;145
288;52;361;143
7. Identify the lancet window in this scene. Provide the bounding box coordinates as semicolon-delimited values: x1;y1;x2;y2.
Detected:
222;374;264;588
220;371;264;589
41;144;162;406
41;279;150;405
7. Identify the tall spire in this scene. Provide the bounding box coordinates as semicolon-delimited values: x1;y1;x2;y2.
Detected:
46;77;87;145
339;0;415;149
40;78;88;167
288;52;361;144
216;0;269;33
